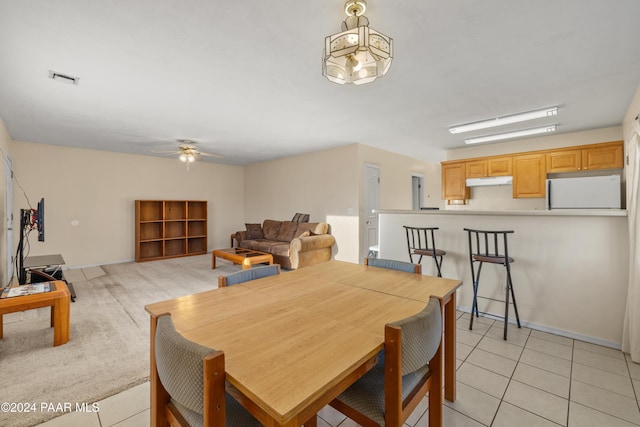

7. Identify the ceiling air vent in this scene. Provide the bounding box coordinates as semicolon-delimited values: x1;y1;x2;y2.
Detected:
48;70;79;85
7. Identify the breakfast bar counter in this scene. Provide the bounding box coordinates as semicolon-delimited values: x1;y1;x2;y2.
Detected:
376;209;629;348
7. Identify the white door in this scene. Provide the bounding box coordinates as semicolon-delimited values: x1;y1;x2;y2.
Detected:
5;155;13;284
363;164;380;261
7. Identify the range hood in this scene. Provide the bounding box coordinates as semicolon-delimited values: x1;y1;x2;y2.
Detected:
466;176;513;187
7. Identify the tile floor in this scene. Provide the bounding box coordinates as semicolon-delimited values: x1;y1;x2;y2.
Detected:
38;311;640;427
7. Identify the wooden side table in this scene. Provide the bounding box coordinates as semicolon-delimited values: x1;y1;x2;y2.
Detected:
0;281;71;346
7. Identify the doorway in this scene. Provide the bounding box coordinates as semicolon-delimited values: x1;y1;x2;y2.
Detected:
412;174;424;210
363;164;380;262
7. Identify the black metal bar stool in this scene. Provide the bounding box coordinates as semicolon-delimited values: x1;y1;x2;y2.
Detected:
464;228;521;340
403;226;446;277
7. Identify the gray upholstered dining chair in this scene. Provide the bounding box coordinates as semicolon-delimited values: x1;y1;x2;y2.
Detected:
218;264;281;287
364;257;422;274
329;297;443;426
154;314;262;427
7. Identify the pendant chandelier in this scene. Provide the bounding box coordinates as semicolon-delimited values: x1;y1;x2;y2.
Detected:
322;0;393;85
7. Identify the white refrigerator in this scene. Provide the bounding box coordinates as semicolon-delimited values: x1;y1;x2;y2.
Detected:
546;175;621;209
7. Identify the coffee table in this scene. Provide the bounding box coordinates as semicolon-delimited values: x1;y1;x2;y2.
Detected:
212;247;274;270
0;280;71;347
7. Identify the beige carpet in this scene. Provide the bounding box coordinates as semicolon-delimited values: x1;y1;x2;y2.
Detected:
0;254;242;427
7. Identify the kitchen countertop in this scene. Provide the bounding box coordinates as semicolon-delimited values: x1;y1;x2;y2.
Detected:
374;209;627;217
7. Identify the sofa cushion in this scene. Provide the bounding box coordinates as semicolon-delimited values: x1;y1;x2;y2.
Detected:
276;221;299;242
262;220;283;240
242;240;290;256
295;222;319;236
245;223;264;240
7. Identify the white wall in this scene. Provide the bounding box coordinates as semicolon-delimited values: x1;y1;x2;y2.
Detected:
10;141;245;267
378;210;629;347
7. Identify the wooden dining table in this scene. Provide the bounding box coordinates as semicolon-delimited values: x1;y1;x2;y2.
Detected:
145;260;462;427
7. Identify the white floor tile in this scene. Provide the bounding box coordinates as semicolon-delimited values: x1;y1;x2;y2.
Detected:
415;406;485;427
493;401;562;427
520;348;572;378
571;362;635;398
568;402;640;427
573;348;629;377
503;380;568;425
574;340;625;360
37;411;101;427
526;337;573;361
97;382;150;427
466;348;518;378
512;363;570;399
477;335;525;361
530;329;574;347
457;362;510;399
443;381;500;426
570;380;640;425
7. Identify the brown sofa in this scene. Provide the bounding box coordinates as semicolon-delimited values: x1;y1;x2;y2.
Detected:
234;219;335;269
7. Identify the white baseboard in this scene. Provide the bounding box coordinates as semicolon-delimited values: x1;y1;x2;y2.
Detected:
457;306;622;351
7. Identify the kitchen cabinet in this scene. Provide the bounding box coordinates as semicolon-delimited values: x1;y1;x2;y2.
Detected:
546;149;582;173
546;141;623;172
513;154;546;198
441;161;470;201
488;156;513;176
466;156;512;178
582;141;623;170
465;159;488;178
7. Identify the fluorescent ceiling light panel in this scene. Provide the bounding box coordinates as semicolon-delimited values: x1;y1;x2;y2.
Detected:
449;107;558;134
464;125;557;144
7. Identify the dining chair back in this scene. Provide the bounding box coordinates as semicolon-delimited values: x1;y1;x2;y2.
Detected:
365;257;421;274
154;314;261;427
218;264;281;287
329;297;443;426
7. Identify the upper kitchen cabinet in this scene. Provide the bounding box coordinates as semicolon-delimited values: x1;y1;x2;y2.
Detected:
465;159;488;178
581;141;623;171
513;153;546;198
466;156;512;178
546;141;623;173
488;156;513;176
442;161;470;201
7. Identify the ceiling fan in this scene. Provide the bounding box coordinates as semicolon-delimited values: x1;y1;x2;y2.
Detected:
153;140;223;170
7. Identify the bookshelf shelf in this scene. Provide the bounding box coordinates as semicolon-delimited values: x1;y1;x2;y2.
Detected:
135;200;207;262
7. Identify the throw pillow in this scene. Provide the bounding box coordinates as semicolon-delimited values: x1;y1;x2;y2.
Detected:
297;230;311;238
245;223;264;240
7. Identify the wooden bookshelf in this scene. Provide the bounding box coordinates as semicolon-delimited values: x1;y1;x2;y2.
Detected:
135;200;208;262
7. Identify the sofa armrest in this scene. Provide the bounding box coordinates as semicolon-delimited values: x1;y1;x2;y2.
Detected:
290;234;335;252
235;231;248;247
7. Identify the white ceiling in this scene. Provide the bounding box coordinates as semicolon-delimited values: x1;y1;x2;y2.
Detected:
1;1;639;166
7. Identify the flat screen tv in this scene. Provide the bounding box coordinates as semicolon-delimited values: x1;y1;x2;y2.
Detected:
36;197;44;242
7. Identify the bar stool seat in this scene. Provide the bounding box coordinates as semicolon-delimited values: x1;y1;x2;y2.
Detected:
403;226;446;277
464;228;520;340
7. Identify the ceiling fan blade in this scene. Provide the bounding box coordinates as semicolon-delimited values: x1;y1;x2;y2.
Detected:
198;152;224;159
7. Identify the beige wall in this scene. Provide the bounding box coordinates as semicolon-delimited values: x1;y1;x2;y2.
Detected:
10;141;245;267
243;144;441;263
0;118;10;285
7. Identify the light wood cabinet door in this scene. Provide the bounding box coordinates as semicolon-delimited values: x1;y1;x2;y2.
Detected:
442;162;470;201
546;149;582;173
582;142;623;170
466;159;488;178
513;154;546;198
488;156;513;176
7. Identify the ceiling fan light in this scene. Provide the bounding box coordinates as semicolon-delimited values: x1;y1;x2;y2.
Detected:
179;153;188;162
